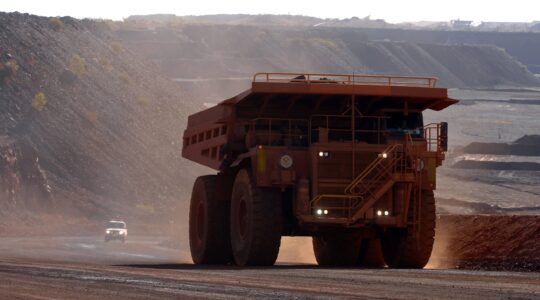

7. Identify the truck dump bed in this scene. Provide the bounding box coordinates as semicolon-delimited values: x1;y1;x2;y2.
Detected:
182;73;457;170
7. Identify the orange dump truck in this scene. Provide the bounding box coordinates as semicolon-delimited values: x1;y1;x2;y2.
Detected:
182;73;457;267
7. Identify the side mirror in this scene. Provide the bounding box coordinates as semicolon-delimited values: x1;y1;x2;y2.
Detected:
440;122;448;152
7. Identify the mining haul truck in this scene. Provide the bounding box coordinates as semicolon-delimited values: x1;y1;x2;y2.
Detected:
183;73;457;267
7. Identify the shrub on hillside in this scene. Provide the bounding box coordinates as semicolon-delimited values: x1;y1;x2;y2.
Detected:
136;95;150;107
118;72;130;84
111;42;124;53
69;55;86;77
84;111;98;126
0;59;18;84
48;18;64;30
311;38;338;50
32;92;47;111
5;59;19;74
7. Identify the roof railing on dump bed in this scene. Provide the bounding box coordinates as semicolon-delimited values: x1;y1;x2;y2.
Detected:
252;72;438;88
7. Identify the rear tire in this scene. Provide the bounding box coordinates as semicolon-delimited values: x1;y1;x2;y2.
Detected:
189;175;232;264
230;169;282;266
312;233;362;267
381;189;436;268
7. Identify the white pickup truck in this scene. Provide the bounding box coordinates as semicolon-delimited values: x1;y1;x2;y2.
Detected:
104;220;127;242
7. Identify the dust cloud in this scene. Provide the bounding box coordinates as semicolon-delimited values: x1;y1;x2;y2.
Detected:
277;237;316;264
426;217;457;269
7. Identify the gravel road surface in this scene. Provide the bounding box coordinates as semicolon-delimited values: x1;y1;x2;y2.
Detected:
0;236;538;299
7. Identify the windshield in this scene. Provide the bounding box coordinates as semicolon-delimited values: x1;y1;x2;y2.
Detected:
107;222;126;229
385;112;423;136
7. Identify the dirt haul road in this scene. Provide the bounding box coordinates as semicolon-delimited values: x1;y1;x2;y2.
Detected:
0;215;538;299
0;259;539;299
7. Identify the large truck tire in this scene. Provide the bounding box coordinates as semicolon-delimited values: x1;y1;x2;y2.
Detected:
230;169;282;266
357;238;386;268
313;233;362;267
189;175;232;264
381;189;436;268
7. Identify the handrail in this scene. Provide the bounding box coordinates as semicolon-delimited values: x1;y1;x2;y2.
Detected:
347;153;401;211
423;123;441;152
253;72;438;88
344;144;400;195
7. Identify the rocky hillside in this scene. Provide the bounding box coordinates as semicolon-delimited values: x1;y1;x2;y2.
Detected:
0;12;201;233
2;12;539;234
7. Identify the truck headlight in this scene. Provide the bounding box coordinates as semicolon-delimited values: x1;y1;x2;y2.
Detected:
315;209;329;215
106;230;110;234
377;210;390;216
279;154;293;169
318;151;329;157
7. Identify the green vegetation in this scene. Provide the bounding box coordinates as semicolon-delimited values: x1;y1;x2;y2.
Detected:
48;18;64;30
118;72;130;84
0;59;18;84
5;59;19;74
84;111;98;125
32;92;47;111
69;54;86;77
136;95;150;107
111;41;124;53
310;38;338;50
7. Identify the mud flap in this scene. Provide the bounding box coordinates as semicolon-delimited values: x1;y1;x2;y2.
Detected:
294;178;310;217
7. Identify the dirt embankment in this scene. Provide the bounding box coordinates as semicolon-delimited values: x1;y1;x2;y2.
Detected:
452;134;540;171
461;135;540;156
277;215;540;272
431;215;540;272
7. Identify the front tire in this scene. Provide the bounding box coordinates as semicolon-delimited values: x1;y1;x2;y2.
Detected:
230;169;282;266
381;189;436;268
189;175;232;264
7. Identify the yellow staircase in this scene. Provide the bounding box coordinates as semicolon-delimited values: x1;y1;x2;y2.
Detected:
310;143;412;224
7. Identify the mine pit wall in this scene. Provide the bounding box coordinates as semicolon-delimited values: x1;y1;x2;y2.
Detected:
117;25;540;106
